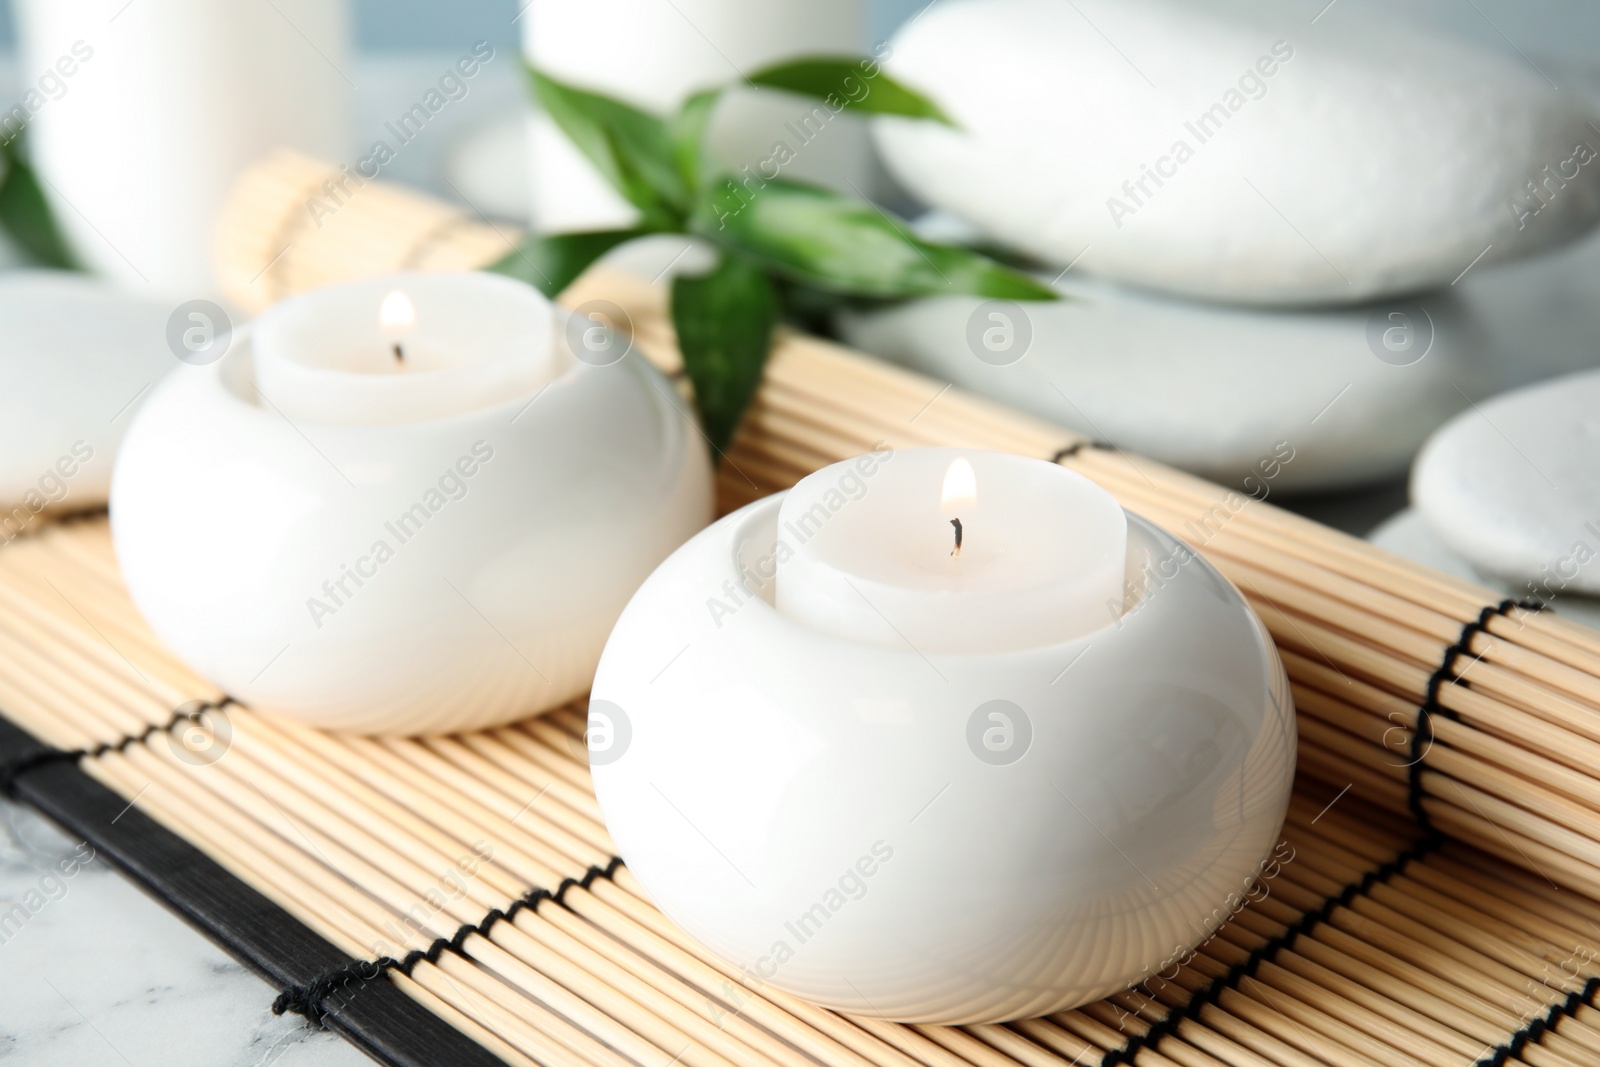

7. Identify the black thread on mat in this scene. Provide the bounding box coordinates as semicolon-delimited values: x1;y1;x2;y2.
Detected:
1406;598;1544;840
272;856;626;1023
1098;834;1440;1067
1474;975;1600;1067
0;700;231;798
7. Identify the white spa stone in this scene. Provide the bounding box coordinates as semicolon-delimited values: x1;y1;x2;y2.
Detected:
1411;369;1600;594
0;273;176;523
1455;227;1600;391
1369;509;1600;633
837;274;1492;492
443;110;532;223
873;0;1600;305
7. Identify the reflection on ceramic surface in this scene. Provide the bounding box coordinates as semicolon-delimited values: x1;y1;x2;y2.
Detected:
110;319;711;735
592;498;1295;1022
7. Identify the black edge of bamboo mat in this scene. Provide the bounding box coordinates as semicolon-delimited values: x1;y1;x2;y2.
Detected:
0;712;505;1067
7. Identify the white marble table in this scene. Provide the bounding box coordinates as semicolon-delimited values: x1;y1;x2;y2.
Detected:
0;799;369;1066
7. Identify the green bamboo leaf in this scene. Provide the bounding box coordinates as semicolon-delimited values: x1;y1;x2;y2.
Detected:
671;254;777;454
694;177;1057;301
0;138;77;270
670;88;722;193
525;65;686;220
488;228;647;298
746;55;956;126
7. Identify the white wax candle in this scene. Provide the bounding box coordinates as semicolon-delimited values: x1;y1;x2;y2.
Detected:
774;448;1128;654
523;0;869;233
15;0;350;298
251;273;558;426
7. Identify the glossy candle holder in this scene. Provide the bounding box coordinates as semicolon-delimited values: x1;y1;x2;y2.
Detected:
589;491;1296;1023
111;316;712;735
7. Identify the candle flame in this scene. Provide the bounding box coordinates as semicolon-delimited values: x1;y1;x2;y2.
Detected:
941;457;977;514
379;289;416;334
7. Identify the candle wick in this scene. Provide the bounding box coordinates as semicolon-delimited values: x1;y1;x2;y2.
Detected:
392;342;404;363
950;517;963;559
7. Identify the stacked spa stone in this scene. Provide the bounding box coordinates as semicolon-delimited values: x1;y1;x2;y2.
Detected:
1372;370;1600;629
0;273;180;532
840;0;1600;492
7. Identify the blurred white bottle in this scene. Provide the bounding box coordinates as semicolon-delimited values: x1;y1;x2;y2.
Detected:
14;0;351;299
523;0;869;234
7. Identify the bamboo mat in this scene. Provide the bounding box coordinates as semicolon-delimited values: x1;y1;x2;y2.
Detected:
2;519;1600;1067
0;149;1596;1065
215;151;1600;908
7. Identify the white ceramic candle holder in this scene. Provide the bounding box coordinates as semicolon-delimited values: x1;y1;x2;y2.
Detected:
590;490;1295;1023
111;312;711;735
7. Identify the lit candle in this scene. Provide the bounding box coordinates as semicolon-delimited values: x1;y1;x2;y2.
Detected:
112;268;714;734
590;445;1292;1021
379;289;416;363
774;448;1128;653
251;273;557;425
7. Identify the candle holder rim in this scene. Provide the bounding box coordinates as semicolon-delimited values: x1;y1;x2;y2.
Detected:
203;320;647;431
707;490;1243;662
252;272;564;381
